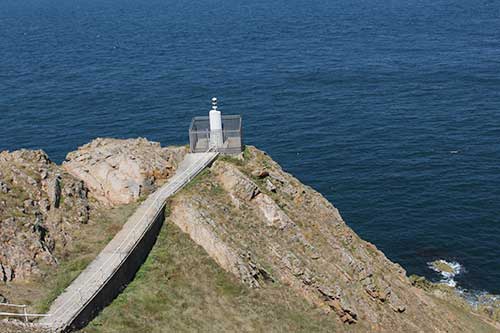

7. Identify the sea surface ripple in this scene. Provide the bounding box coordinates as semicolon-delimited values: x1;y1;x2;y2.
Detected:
1;0;499;294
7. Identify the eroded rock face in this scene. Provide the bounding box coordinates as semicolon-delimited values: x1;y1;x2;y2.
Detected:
63;138;186;206
169;200;272;288
0;149;91;282
169;147;498;332
0;138;185;283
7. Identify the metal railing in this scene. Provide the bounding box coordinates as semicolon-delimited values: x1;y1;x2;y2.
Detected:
189;115;243;154
0;303;50;322
0;151;218;329
44;150;218;329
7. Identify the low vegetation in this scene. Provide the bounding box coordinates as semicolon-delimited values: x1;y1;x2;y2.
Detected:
83;216;341;333
0;203;137;315
2;143;498;332
84;146;498;332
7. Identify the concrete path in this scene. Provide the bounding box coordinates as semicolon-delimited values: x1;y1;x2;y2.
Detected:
39;152;218;332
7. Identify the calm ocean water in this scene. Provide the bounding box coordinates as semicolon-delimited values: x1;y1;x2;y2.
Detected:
1;0;499;294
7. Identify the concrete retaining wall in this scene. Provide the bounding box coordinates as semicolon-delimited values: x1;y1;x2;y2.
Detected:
39;152;218;332
66;206;165;332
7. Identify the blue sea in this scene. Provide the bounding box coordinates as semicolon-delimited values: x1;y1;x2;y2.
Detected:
1;0;499;294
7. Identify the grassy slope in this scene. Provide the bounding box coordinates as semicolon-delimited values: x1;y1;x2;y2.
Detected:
81;150;499;333
0;203;138;314
82;217;344;333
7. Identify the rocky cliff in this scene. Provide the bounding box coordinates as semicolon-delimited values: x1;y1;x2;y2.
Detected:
0;149;91;284
0;139;185;307
0;139;498;332
168;147;499;332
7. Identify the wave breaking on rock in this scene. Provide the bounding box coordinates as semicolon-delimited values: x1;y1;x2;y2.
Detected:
428;259;463;287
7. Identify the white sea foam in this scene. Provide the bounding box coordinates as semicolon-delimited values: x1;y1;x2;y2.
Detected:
427;259;463;287
459;289;497;306
427;261;499;308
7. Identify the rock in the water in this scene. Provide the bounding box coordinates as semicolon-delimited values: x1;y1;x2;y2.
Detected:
63;138;186;205
430;260;456;274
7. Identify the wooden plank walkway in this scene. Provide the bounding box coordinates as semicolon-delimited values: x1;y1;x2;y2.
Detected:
39;152;218;332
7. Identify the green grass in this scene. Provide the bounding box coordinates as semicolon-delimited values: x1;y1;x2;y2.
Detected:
218;155;244;167
209;183;224;196
217;146;251;167
32;203;138;313
182;168;211;193
82;217;341;333
33;256;93;313
0;203;138;316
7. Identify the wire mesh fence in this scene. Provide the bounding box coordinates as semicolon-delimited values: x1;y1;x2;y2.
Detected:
40;151;218;330
189;115;243;154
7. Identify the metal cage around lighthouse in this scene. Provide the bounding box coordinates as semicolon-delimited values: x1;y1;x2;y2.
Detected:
189;114;243;154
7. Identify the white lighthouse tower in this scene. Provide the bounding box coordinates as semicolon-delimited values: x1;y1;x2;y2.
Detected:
189;98;242;154
209;97;224;148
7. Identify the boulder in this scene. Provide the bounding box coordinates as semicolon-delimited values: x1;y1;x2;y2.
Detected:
265;178;277;193
251;169;269;179
63;138;186;206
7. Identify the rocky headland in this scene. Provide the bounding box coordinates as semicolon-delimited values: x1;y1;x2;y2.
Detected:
0;138;498;332
0;138;185;310
165;148;499;332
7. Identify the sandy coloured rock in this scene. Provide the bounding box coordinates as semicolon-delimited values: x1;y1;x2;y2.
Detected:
63;138;186;205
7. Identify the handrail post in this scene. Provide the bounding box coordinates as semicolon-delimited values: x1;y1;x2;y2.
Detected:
23;305;28;322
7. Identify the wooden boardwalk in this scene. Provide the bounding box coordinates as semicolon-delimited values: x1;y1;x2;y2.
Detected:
39;152;218;332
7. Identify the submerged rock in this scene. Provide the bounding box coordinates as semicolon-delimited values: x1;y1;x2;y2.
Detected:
430;260;456;274
428;259;462;287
